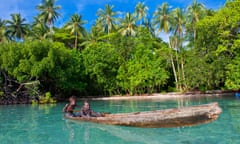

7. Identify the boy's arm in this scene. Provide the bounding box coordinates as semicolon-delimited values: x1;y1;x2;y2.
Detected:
91;110;102;117
62;104;68;113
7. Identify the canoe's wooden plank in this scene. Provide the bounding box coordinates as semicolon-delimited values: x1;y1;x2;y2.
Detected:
65;102;222;128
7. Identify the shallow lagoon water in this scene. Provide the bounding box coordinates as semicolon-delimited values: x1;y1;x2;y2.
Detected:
0;95;240;144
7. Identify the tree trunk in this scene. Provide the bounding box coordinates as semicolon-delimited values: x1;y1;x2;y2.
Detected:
168;36;179;90
75;33;78;49
194;27;197;43
175;37;182;91
181;57;187;89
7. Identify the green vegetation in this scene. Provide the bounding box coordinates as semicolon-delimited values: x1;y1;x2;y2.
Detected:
0;0;240;103
185;0;240;91
38;92;56;104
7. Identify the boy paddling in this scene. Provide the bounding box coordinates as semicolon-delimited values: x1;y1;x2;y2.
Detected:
63;96;102;117
63;96;81;117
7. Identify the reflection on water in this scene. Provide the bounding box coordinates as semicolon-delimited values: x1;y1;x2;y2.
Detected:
1;95;240;144
0;104;58;144
64;120;92;144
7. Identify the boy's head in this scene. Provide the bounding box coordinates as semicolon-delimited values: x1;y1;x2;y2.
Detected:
83;100;90;110
69;96;76;105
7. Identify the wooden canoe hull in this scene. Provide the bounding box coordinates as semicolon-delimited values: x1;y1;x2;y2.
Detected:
65;102;222;128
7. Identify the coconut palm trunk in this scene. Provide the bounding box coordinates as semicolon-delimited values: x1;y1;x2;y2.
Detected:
168;35;179;90
152;2;181;91
75;33;78;49
181;57;186;89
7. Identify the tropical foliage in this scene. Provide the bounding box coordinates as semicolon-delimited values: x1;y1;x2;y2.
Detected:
5;14;29;41
36;0;61;32
64;14;87;49
96;4;118;34
0;0;240;102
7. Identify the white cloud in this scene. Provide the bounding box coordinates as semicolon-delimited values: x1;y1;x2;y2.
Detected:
77;3;85;13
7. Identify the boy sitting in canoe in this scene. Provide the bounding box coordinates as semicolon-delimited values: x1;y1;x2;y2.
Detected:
63;96;81;117
79;100;102;117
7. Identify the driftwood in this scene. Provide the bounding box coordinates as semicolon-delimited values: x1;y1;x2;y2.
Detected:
0;71;39;104
65;102;222;128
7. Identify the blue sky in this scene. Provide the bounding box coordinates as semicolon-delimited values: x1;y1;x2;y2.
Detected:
0;0;226;29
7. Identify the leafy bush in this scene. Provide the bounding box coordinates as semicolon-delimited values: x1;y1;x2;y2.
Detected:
0;41;86;96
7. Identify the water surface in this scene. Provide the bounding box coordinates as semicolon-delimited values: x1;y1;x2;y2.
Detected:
0;95;240;144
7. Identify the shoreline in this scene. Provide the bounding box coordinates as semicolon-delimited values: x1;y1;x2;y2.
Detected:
1;91;235;105
90;92;234;101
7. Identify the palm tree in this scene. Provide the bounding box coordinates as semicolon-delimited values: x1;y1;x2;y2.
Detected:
32;16;47;29
119;12;137;36
30;26;50;41
0;18;7;42
171;8;186;90
187;0;205;42
134;2;149;25
64;14;87;49
30;16;50;40
81;28;99;47
5;13;28;41
152;3;179;90
97;4;118;34
92;18;105;36
152;3;172;34
36;0;61;32
143;18;155;37
172;8;185;38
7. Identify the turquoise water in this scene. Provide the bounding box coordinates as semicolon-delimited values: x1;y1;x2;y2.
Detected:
0;95;240;144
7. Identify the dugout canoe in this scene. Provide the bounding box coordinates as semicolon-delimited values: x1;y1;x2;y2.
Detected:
64;102;222;128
